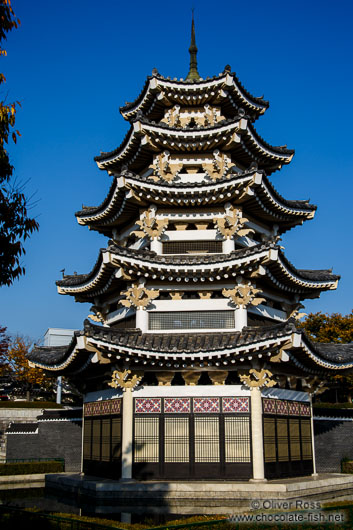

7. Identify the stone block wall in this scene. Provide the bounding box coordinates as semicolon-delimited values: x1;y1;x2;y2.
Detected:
314;419;353;473
6;417;82;472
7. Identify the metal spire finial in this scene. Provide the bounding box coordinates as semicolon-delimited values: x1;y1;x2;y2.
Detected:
186;9;200;81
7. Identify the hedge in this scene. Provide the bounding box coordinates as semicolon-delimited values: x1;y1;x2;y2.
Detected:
0;460;64;475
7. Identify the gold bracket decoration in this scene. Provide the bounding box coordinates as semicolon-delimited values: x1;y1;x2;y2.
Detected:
108;369;143;390
270;340;292;363
149;151;183;183
302;377;328;396
132;208;168;240
281;302;307;321
222;281;265;309
87;305;108;324
239;368;277;388
202;150;234;181
213;206;254;239
162;105;182;128
120;284;159;310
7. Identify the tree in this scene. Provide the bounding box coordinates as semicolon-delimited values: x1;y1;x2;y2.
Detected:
0;0;39;286
300;311;353;344
300;311;353;402
0;334;54;398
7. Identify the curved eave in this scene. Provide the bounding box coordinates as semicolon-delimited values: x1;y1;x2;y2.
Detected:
265;248;339;294
56;244;338;300
75;171;316;233
120;73;268;122
30;320;353;375
28;337;93;375
94;119;293;173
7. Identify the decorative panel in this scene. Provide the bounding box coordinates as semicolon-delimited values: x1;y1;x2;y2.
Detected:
111;417;121;460
277;418;289;462
164;417;189;463
84;403;94;416
263;417;276;463
135;398;161;414
164;398;190;414
163;241;222;254
101;419;111;462
193;397;220;413
288;401;300;416
263;398;276;414
276;400;289;416
194;417;220;462
222;397;249;413
92;402;102;416
300;403;311;416
289;419;301;461
134;417;159;462
224;416;251;463
83;419;92;460
91;419;101;461
301;419;312;460
149;311;235;330
111;399;122;415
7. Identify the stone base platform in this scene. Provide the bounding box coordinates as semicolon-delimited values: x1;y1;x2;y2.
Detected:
46;473;353;510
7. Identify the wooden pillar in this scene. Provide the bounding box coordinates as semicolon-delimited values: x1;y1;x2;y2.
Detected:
121;388;133;480
136;308;148;332
235;307;247;331
309;394;318;477
250;386;266;482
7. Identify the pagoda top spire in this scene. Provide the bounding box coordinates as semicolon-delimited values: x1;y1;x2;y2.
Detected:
185;9;200;81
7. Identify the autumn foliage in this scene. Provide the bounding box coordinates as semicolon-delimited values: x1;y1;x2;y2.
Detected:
0;0;39;286
300;311;353;344
300;311;353;402
0;330;51;396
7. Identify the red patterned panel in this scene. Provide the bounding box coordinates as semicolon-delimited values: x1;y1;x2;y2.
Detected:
288;401;300;416
193;397;220;413
300;403;311;416
84;402;94;416
263;398;276;414
164;398;190;413
135;398;161;414
222;397;250;413
111;399;121;415
92;402;102;415
276;400;289;415
101;400;111;415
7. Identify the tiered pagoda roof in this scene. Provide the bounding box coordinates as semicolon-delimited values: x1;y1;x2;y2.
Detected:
76;170;316;235
28;21;347;389
30;319;353;377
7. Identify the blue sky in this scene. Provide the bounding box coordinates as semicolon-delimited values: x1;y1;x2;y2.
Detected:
1;0;353;342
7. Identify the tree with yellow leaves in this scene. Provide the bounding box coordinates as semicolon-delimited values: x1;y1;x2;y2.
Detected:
300;311;353;402
0;334;53;399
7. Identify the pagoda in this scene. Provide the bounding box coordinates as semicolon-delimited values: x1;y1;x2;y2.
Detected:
30;18;353;482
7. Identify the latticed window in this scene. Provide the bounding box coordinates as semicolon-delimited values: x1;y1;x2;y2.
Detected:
164;417;189;463
134;417;159;462
224;416;251;463
149;310;235;330
163;241;222;254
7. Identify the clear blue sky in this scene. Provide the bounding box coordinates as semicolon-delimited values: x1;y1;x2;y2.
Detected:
1;0;353;343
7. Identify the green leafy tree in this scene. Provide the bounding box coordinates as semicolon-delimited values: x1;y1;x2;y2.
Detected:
300;311;353;402
0;0;39;286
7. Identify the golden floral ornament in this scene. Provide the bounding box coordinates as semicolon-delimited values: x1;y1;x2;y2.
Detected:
222;281;265;308
213;205;254;239
120;284;159;310
239;368;277;388
87;305;108;324
108;369;143;390
202;150;234;181
132;208;168;240
148;151;182;183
